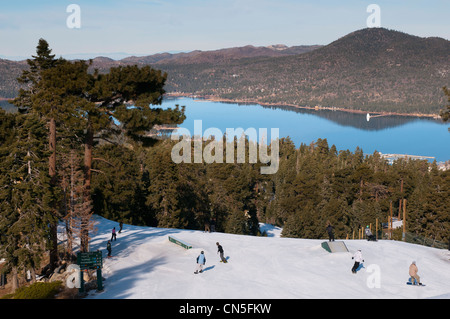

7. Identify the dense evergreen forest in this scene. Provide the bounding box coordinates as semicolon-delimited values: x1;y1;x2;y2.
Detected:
0;38;449;292
92;136;450;243
2;110;449;244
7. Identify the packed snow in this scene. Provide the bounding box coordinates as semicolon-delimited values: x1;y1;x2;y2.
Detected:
66;215;450;299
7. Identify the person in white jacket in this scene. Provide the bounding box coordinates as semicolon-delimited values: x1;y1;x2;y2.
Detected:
351;249;364;273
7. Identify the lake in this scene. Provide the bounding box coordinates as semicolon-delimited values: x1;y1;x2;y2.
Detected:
159;97;450;163
2;97;449;162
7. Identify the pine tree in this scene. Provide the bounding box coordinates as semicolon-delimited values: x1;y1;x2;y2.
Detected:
12;39;61;269
0;112;56;292
22;56;186;251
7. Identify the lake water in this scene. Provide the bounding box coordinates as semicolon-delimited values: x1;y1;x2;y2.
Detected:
2;98;449;162
160;97;450;163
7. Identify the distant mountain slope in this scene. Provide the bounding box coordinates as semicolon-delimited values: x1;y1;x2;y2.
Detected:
89;44;321;69
1;28;448;114
0;59;27;99
0;43;320;99
160;28;450;114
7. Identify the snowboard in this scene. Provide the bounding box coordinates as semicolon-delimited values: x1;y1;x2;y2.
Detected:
406;282;425;286
355;263;364;272
407;278;425;286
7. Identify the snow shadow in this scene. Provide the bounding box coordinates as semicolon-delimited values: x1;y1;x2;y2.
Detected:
202;265;215;272
98;255;167;298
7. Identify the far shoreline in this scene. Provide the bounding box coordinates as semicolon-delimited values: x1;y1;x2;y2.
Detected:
165;92;443;120
1;93;445;120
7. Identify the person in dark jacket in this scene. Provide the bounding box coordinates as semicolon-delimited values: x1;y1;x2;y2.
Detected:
326;223;335;242
107;240;112;257
216;242;227;263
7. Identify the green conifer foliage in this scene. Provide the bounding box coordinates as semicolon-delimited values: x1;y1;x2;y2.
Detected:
0;111;56;291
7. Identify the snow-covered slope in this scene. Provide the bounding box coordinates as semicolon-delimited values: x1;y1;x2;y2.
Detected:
72;216;450;299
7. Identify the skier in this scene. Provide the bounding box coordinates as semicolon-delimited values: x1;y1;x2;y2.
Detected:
351;249;364;273
107;240;112;257
409;261;422;285
194;251;206;274
326;223;334;242
216;242;227;263
111;227;117;241
365;225;376;241
119;221;123;233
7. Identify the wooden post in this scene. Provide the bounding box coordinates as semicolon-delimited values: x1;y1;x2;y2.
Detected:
387;216;391;240
389;201;392;240
403;199;407;241
390;204;393;231
376;218;378;240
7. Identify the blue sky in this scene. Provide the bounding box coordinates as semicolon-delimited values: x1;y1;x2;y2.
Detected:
1;0;449;60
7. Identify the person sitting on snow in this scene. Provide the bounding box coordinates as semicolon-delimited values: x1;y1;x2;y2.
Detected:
365;225;376;241
351;249;364;274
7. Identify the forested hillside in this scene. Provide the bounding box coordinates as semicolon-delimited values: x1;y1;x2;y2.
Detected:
1;35;449;293
160;28;450;114
2;109;448;246
1;28;449;114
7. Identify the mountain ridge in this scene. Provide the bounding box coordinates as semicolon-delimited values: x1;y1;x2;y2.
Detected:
1;27;448;115
158;28;449;114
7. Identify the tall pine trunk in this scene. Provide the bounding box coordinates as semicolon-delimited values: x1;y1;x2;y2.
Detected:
81;122;93;252
11;267;19;293
49;117;58;269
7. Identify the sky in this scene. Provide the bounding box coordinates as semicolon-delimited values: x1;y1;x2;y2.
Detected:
1;0;449;60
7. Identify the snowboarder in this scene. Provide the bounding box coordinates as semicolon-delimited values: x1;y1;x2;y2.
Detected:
326;223;334;242
119;221;123;233
365;225;376;241
351;249;364;273
194;251;206;274
409;261;422;285
107;240;112;257
111;227;117;241
216;242;227;263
